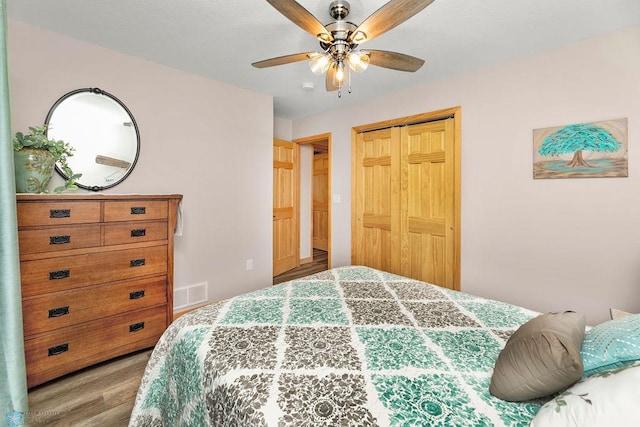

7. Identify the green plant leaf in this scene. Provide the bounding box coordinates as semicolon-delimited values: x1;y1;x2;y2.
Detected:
13;124;81;193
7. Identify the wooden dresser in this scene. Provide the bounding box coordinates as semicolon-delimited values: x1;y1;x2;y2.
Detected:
16;194;182;388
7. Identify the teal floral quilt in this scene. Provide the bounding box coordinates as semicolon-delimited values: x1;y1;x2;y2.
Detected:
129;266;543;426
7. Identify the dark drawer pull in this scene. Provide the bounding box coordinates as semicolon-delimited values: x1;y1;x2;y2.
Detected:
131;229;146;237
130;258;146;267
129;290;145;299
50;209;71;218
49;269;70;280
48;343;69;356
48;306;70;318
49;235;71;245
129;322;145;332
130;207;146;215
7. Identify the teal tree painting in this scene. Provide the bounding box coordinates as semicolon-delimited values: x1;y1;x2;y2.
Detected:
533;118;627;178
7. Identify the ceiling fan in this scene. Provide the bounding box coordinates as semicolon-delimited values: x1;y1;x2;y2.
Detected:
252;0;434;96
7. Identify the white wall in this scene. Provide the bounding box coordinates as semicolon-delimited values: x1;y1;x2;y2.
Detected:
8;21;274;306
293;26;640;325
273;117;292;141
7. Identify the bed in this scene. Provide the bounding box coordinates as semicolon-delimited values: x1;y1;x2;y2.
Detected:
129;266;545;426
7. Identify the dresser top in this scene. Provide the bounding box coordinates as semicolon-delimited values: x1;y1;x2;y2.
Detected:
17;193;183;202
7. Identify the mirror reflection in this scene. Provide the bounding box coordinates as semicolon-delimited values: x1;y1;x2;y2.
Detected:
45;88;140;191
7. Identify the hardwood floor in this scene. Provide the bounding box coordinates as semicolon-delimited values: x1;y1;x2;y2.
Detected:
26;249;328;425
273;248;329;284
27;349;151;426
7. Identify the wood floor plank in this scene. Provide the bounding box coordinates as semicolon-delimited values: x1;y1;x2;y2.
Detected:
28;349;151;426
273;249;328;284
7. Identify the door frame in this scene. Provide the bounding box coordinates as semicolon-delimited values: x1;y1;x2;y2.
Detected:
351;106;461;288
294;132;332;269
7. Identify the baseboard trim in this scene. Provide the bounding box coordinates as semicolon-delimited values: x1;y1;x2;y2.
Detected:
173;303;210;320
300;256;313;265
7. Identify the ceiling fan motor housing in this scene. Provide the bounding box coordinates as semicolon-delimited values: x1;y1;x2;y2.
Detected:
329;0;350;20
320;21;359;56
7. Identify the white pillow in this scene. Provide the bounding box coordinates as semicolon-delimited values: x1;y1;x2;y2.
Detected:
530;362;640;427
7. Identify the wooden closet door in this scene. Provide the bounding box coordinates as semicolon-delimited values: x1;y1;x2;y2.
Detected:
352;128;401;274
400;118;456;288
352;110;460;290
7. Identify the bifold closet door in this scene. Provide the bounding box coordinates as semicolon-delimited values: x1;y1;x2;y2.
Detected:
353;117;457;289
352;127;401;274
400;118;456;288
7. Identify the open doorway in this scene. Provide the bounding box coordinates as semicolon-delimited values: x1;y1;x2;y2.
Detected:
273;133;331;284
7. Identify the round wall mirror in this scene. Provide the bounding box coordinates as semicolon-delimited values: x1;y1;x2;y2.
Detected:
45;87;140;191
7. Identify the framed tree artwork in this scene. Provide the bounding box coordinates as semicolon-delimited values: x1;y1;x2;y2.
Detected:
533;118;628;179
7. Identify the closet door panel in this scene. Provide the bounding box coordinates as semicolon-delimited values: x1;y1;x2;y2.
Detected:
353;128;400;273
401;119;455;288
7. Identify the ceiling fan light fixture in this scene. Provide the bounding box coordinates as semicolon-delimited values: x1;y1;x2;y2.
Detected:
347;51;370;73
333;61;346;86
309;53;332;74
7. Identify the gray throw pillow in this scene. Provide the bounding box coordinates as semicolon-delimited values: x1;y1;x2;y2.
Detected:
489;311;586;402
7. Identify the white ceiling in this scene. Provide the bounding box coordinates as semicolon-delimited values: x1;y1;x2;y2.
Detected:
7;0;640;120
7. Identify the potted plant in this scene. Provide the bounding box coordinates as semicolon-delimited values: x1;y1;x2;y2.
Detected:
13;125;81;193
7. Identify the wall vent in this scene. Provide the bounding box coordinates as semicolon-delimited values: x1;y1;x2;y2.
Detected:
174;282;208;311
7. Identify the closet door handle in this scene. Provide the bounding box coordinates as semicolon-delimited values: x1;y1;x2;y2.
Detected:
129;322;145;332
49;235;71;245
48;343;69;356
49;269;70;280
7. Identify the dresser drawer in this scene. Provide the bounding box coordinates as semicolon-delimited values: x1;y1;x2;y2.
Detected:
104;200;168;222
17;201;101;227
20;245;168;298
23;276;167;336
24;305;166;388
18;224;102;255
103;220;168;246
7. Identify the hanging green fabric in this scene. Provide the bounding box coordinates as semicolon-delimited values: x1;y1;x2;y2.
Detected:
0;0;29;422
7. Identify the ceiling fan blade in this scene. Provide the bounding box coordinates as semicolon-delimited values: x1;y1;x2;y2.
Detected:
252;52;314;68
326;66;339;91
266;0;333;42
349;0;435;44
366;50;425;72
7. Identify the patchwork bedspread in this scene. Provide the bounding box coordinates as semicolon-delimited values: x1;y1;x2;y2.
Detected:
129;266;543;426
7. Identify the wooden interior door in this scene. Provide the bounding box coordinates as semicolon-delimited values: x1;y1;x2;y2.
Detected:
312;152;329;251
352;127;401;274
273;138;299;276
400;118;456;288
